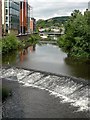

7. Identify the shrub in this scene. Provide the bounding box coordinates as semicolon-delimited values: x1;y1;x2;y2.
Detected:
28;34;40;45
2;34;19;54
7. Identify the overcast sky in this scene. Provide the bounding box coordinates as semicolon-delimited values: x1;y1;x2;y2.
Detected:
28;0;89;20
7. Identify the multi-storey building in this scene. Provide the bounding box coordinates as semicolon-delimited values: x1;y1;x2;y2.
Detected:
30;17;36;33
5;0;20;34
2;0;30;35
0;0;2;38
2;0;6;35
20;0;30;34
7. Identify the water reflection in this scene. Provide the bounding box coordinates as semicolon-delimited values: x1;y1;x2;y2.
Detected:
19;49;28;63
19;46;35;63
2;45;35;65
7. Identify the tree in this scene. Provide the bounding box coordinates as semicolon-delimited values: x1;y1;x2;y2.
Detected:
58;9;90;60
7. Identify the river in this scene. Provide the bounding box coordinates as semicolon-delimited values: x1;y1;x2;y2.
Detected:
2;44;90;80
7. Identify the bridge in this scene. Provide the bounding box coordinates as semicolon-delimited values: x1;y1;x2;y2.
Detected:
39;32;64;36
16;32;63;43
39;40;57;45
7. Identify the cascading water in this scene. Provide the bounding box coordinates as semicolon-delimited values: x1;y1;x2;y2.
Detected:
1;67;90;112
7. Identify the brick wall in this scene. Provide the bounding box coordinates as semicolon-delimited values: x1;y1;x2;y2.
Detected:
30;20;34;32
0;0;2;38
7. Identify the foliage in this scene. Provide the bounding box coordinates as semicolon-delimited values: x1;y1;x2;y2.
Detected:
1;33;41;54
18;40;26;50
18;34;41;50
57;10;90;59
2;34;19;54
27;34;41;45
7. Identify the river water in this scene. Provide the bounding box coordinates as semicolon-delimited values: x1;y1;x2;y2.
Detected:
2;44;90;80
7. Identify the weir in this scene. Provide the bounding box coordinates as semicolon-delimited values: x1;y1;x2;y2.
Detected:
1;67;90;112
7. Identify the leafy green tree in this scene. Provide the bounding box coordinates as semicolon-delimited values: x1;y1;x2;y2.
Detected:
28;34;40;45
27;34;41;50
58;10;90;60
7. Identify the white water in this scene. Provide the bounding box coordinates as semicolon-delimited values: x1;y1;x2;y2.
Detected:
2;67;90;112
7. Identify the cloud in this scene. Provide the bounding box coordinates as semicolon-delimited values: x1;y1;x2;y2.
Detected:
28;0;88;20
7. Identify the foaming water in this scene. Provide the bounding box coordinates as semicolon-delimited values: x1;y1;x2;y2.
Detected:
2;67;90;112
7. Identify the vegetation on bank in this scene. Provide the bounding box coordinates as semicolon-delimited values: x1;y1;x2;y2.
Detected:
1;34;40;54
27;34;41;46
1;34;19;54
57;10;90;60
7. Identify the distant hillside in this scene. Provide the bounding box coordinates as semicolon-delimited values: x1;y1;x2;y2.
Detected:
36;16;70;28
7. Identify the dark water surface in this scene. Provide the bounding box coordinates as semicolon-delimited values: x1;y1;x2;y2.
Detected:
2;44;90;80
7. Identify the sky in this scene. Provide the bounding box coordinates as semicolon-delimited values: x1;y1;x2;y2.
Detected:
28;0;89;20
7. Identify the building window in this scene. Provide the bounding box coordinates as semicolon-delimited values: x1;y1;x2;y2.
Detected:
6;9;8;15
6;16;8;22
6;24;8;32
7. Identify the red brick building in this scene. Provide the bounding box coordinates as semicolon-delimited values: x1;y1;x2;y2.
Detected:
0;0;2;38
20;0;30;34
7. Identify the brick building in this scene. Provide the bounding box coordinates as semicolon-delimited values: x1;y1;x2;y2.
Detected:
0;0;2;38
20;0;30;34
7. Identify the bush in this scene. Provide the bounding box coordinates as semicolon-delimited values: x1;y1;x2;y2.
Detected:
18;40;26;50
1;34;41;54
2;34;19;54
28;34;40;45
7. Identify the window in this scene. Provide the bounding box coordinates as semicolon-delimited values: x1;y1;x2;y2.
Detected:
6;24;8;30
6;16;8;22
6;9;8;15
